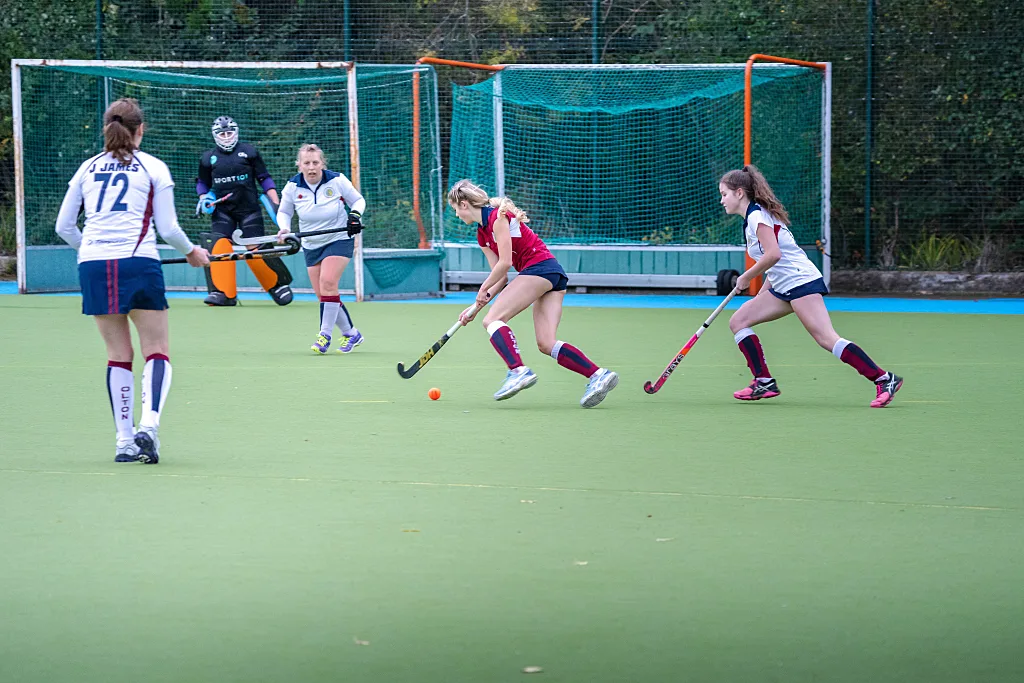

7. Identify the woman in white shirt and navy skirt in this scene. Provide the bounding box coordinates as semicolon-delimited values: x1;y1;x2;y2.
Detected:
720;165;903;408
56;97;210;463
276;144;366;354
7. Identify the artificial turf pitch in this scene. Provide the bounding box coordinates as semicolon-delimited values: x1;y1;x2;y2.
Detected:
1;295;1022;683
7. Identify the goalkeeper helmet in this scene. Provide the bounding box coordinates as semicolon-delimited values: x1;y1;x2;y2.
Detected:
211;116;239;151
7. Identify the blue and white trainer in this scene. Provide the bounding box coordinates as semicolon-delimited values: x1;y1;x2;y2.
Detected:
133;426;160;465
580;368;619;408
336;330;364;354
493;366;538;401
115;440;141;463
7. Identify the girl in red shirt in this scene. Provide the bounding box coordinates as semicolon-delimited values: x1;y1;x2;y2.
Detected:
449;180;618;407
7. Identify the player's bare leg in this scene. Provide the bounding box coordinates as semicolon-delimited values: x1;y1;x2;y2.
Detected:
482;275;550;400
483;273;551;325
533;291;618;408
95;314;135;362
728;288;791;400
127;309;172;463
791;294;902;407
788;294;839;351
95;314;140;461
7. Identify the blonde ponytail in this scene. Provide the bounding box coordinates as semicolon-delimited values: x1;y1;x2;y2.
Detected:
488;196;530;224
448;179;530;223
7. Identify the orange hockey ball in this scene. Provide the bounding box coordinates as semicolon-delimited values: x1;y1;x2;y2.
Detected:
428;388;441;401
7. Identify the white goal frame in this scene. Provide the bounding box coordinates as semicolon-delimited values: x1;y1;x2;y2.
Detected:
11;59;370;299
466;61;832;287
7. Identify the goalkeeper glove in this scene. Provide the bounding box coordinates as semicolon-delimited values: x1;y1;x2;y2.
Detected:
196;191;217;216
346;210;363;237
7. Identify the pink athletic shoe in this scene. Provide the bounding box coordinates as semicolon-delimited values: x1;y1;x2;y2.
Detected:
734;378;781;401
870;373;903;408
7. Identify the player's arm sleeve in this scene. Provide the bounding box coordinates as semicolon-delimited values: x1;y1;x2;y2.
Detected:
276;183;296;232
251;149;276;192
197;156;212;196
338;174;366;215
54;180;84;249
152;187;195;255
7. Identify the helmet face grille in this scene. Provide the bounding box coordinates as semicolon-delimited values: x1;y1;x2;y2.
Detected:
211;116;239;151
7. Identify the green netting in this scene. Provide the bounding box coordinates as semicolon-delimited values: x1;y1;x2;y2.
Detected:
364;248;444;290
20;63;441;252
446;65;824;246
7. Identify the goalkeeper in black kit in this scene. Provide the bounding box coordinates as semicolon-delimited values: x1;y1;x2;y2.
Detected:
196;116;293;306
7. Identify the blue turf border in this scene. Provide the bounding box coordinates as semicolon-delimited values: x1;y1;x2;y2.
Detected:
2;280;1022;315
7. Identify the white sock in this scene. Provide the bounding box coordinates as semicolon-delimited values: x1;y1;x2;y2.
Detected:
140;355;172;430
106;362;134;442
334;303;355;336
549;340;564;361
831;338;851;359
320;300;340;336
734;327;756;344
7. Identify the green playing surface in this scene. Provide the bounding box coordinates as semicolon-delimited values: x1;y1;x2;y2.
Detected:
1;296;1021;683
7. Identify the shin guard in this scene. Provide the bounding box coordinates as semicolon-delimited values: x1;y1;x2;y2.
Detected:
204;235;237;298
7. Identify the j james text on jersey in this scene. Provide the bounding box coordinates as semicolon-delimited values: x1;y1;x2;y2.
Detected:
56;150;194;262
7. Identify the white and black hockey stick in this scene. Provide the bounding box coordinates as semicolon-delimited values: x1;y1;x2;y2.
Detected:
230;225;349;247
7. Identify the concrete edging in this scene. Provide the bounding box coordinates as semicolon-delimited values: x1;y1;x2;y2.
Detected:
830;270;1024;295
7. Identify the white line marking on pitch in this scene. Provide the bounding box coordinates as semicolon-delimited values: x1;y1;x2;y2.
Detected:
0;469;1016;513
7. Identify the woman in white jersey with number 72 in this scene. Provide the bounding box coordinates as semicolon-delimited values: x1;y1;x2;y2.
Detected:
56;98;210;464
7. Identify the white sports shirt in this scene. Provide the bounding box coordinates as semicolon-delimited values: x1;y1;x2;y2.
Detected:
276;170;366;250
744;203;821;294
56;150;194;262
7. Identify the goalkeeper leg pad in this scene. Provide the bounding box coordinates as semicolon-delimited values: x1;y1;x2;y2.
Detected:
246;245;294;306
202;234;238;303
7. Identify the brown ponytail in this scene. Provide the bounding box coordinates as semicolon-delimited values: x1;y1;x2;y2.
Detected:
103;98;144;165
719;164;791;225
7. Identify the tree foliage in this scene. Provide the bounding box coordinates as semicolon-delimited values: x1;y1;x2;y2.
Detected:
2;0;1020;267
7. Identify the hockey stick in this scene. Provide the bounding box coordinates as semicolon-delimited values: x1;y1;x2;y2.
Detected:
259;194;278;222
231;225;349;247
161;239;299;265
396;302;484;379
643;288;739;395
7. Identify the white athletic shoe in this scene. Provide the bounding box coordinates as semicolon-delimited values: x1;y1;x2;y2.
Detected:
114;440;141;463
580;368;619;408
493;366;538;401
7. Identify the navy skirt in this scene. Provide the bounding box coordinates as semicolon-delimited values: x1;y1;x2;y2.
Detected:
79;257;168;315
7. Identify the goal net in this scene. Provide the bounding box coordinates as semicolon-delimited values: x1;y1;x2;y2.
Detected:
446;63;829;253
12;60;444;297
